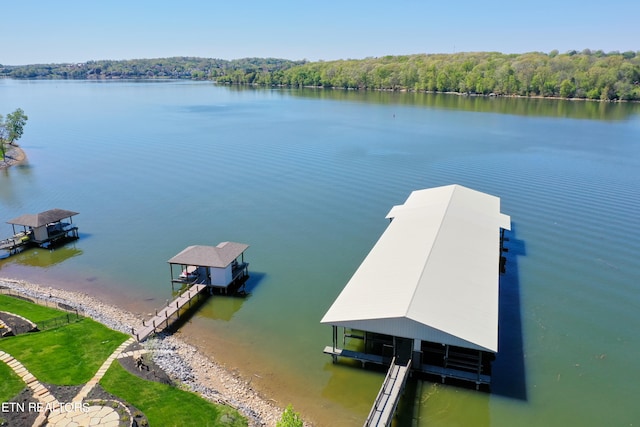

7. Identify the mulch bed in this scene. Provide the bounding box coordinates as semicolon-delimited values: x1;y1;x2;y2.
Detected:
0;312;37;336
118;341;173;385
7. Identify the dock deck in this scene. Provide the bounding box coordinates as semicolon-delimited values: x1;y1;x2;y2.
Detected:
0;233;30;255
135;283;208;341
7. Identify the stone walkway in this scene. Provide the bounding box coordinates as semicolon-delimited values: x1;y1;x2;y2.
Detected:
1;336;137;427
0;350;59;409
72;337;135;403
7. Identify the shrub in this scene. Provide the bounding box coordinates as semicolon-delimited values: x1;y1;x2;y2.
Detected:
277;404;303;427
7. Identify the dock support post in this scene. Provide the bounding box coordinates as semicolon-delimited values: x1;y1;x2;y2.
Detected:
331;326;338;363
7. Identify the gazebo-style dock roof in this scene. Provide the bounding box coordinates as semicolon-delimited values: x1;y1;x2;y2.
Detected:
168;242;249;269
7;208;79;229
167;242;250;292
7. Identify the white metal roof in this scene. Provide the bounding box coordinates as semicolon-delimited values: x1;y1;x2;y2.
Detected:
321;185;510;353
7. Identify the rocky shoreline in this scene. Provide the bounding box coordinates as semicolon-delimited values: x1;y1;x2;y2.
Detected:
0;278;286;427
0;145;26;169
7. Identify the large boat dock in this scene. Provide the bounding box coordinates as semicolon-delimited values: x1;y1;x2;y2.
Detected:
321;185;511;425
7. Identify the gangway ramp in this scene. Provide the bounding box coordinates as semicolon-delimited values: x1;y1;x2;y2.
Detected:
135;283;207;341
364;357;412;427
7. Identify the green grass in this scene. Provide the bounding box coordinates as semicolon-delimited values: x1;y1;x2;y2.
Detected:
101;361;246;427
0;318;128;385
0;361;24;403
0;294;70;323
0;295;248;426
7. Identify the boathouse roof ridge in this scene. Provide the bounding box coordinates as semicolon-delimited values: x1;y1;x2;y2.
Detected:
7;209;79;228
168;242;249;268
321;184;510;353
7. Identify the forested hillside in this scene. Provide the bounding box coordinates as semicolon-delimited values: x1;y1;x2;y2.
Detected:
220;50;639;101
0;57;305;80
2;50;639;100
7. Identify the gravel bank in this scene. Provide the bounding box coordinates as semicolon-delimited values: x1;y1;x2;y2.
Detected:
0;278;286;427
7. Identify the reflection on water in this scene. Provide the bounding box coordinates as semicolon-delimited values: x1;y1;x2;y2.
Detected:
284;88;640;121
167;272;266;322
194;292;249;322
321;362;382;420
0;245;82;267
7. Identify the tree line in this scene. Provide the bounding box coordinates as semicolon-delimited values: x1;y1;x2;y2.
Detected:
218;50;639;101
0;57;305;80
2;50;639;101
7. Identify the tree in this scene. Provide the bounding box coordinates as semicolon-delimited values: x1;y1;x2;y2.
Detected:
559;79;576;98
0;114;7;159
5;108;28;145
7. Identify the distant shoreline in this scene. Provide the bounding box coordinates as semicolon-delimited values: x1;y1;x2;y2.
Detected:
0;145;26;169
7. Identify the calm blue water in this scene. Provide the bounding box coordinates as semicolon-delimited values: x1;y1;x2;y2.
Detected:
1;79;639;426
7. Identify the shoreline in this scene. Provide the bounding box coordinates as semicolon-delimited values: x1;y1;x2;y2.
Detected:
0;277;286;427
0;145;26;169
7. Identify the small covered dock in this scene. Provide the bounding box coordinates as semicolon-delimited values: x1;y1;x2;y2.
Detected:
321;185;510;424
1;209;79;255
134;241;251;341
168;242;250;292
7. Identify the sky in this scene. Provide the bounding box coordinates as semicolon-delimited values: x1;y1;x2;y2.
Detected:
3;0;639;65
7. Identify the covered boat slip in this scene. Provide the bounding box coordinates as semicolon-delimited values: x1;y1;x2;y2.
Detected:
1;209;79;254
135;241;250;341
321;185;510;392
168;242;250;292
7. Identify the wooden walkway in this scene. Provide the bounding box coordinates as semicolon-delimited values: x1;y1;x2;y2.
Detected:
0;235;29;255
135;284;208;341
364;357;412;427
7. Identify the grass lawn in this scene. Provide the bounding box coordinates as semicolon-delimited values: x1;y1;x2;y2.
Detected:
0;318;128;385
101;362;246;427
0;361;24;402
0;294;70;323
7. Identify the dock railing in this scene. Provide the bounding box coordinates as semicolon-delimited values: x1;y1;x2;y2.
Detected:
364;356;412;427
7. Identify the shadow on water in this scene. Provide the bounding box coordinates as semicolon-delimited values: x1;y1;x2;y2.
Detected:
491;222;527;400
170;272;267;323
76;232;93;241
240;271;266;295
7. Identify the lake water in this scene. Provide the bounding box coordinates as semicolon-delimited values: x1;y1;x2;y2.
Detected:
1;79;639;426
